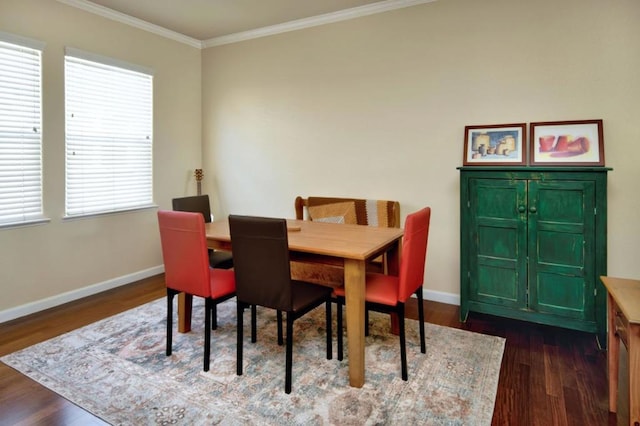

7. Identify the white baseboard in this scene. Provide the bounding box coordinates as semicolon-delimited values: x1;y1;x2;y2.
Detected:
423;289;460;306
0;265;165;324
1;270;459;324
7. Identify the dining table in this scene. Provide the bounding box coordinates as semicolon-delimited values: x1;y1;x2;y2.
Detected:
177;218;404;388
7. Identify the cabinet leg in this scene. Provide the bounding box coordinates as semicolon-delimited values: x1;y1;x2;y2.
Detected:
460;307;469;323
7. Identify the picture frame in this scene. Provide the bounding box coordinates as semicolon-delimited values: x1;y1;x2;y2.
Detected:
529;119;604;166
463;123;526;166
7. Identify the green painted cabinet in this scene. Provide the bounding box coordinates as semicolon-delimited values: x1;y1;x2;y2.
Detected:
459;167;609;346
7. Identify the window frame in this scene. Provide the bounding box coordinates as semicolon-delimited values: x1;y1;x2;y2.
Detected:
0;31;47;229
64;48;155;219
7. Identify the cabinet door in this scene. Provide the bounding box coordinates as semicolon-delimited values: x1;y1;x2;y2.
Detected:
469;179;527;309
528;180;595;321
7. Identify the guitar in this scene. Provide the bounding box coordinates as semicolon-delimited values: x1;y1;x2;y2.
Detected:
194;169;203;196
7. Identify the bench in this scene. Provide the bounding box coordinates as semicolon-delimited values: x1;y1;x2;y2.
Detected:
291;196;401;287
294;196;400;227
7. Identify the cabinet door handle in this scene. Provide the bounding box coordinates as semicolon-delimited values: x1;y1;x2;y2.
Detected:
529;206;537;213
518;206;526;213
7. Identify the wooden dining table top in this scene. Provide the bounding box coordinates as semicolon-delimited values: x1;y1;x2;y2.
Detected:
205;218;404;260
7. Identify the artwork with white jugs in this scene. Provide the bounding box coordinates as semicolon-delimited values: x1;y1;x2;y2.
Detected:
470;132;518;159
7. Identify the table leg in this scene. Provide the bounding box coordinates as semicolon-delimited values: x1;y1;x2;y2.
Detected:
607;293;619;413
344;258;366;388
178;292;193;333
630;324;639;426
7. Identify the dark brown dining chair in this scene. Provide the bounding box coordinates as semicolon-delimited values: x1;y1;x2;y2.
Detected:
335;206;431;380
172;194;234;270
157;210;236;371
228;214;333;394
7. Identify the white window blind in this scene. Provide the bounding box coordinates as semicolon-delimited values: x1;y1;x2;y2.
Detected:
65;49;153;217
0;36;43;227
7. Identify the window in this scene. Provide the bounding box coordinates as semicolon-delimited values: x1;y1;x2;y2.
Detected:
65;48;153;217
0;33;44;227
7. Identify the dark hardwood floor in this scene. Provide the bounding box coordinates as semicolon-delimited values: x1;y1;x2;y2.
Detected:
0;275;618;425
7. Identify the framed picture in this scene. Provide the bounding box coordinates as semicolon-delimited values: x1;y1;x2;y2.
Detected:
529;119;604;166
463;123;526;166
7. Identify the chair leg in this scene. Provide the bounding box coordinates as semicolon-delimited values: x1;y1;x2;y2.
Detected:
237;302;244;376
211;304;217;330
204;298;212;371
365;309;370;336
399;303;407;381
285;314;294;394
416;288;426;354
325;300;332;360
336;299;343;361
277;310;284;346
166;290;175;356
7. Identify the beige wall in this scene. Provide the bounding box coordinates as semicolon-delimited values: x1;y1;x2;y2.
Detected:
202;0;640;303
0;0;202;318
1;0;639;320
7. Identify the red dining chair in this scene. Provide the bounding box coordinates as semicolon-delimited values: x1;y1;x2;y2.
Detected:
335;206;431;380
157;210;236;372
172;194;234;331
229;214;333;394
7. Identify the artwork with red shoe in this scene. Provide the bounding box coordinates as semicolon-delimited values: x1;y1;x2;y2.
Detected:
530;120;604;166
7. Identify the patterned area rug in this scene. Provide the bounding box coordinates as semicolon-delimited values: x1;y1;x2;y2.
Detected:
2;298;504;425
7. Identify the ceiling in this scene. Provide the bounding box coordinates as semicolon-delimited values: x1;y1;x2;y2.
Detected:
84;0;389;40
61;0;434;47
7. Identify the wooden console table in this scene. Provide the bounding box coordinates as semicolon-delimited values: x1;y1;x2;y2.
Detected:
601;276;639;426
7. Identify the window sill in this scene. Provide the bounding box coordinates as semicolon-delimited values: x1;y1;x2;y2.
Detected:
0;217;51;230
62;204;158;221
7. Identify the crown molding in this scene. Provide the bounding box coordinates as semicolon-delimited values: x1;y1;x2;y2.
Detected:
56;0;203;49
203;0;437;48
57;0;437;50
